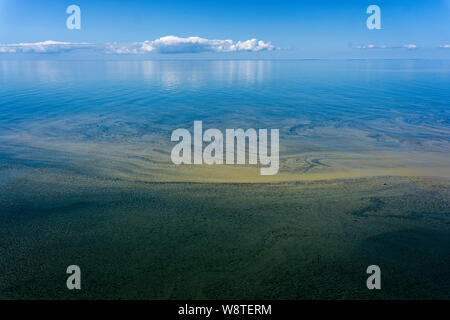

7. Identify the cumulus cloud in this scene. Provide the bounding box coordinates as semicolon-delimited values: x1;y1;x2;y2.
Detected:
106;36;276;54
440;44;450;49
0;36;276;54
0;40;94;53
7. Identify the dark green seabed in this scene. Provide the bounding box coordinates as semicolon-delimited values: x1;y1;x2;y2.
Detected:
1;174;449;299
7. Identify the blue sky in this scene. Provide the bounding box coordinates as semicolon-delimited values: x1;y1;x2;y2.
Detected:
0;0;449;58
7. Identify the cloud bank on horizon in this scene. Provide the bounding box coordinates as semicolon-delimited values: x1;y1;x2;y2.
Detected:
1;37;447;56
354;44;450;50
0;40;95;53
355;44;420;50
0;36;276;54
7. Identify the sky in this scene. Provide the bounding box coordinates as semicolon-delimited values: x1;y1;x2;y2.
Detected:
0;0;449;59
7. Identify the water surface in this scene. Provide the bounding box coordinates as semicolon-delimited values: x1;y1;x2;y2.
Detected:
0;60;449;182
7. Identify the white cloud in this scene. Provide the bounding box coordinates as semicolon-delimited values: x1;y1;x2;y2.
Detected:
0;36;276;54
440;44;450;48
355;44;387;49
0;40;94;53
355;44;418;50
403;44;417;49
106;36;276;54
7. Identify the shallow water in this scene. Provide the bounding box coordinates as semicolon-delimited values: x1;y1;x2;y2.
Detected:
0;60;449;299
0;176;449;299
0;60;449;182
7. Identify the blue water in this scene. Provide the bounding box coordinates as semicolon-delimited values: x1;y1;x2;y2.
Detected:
1;60;450;300
0;59;449;172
